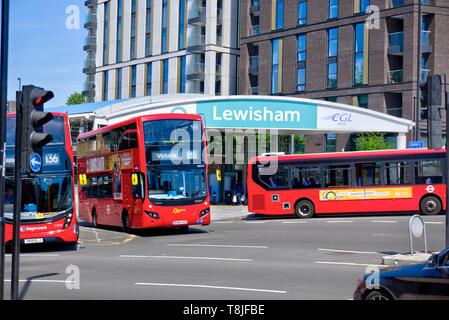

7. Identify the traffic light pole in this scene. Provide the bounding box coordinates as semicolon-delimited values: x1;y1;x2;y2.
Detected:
415;1;422;141
11;90;22;300
0;0;10;301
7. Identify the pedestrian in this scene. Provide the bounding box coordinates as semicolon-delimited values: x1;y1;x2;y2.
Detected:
232;180;244;205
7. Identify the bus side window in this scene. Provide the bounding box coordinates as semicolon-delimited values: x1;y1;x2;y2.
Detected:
385;162;412;185
324;165;351;187
415;160;442;184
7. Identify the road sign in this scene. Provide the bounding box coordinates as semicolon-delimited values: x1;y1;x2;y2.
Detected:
408;141;424;149
29;153;42;172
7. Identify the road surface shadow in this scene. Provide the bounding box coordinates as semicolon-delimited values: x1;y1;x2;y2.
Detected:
18;272;60;300
5;243;78;254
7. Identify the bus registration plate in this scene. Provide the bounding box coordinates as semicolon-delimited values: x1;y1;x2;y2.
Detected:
172;220;188;226
24;238;44;244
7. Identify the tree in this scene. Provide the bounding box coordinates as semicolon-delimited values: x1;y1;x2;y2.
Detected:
354;133;393;151
66;92;85;105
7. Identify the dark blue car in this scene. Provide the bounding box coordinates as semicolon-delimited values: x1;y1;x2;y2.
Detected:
354;248;449;300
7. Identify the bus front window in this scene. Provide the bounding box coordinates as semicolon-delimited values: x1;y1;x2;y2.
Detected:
147;166;207;201
4;176;73;221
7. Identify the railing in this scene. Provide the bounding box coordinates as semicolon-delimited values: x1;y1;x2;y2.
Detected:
187;34;206;48
251;25;260;36
421;69;430;82
216;64;222;76
250;0;260;15
422;30;431;52
187;62;205;76
84;36;96;49
250;86;258;95
249;56;259;75
83;81;95;92
84;59;96;70
387;69;403;84
388;32;404;54
85;13;97;26
188;6;206;21
217;8;223;25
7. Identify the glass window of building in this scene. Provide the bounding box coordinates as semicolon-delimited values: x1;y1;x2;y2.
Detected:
354;0;370;14
298;0;307;25
103;2;110;65
145;0;152;57
327;28;338;89
296;34;306;92
116;0;123;63
179;0;186;49
328;27;338;57
130;0;137;60
325;133;337;152
352;94;368;108
162;59;169;94
179;56;186;93
116;68;122;99
130;65;137;98
272;0;284;30
161;0;169;53
146;63;152;96
354;22;368;86
271;39;282;94
328;0;338;19
103;71;109;101
327;62;337;89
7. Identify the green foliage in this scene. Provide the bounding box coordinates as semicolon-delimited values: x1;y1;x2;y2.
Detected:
354;133;393;151
66;92;86;105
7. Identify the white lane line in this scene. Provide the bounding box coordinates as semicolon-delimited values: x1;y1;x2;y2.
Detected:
245;221;266;224
120;255;253;262
372;233;399;237
135;282;286;294
326;221;354;224
282;221;308;224
315;261;386;268
167;244;268;249
372;220;398;224
425;222;444;225
318;248;379;255
5;254;61;258
4;279;73;284
213;221;233;224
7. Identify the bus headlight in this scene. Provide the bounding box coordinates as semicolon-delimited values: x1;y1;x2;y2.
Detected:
199;209;209;217
64;211;74;229
144;210;160;220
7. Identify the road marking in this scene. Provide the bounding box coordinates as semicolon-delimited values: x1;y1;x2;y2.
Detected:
425;222;444;225
372;220;398;224
4;279;73;284
120;255;253;262
167;244;268;249
245;221;266;224
5;254;60;257
213;221;233;224
315;261;386;268
282;221;308;224
318;248;378;255
135;282;286;294
326;221;354;224
372;233;399;237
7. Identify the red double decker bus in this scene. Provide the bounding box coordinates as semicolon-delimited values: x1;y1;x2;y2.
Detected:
76;114;210;232
4;113;78;245
248;149;446;218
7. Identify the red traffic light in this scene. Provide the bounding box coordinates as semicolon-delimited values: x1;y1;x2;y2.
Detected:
31;88;54;106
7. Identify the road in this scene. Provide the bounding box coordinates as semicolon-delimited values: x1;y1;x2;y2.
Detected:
2;213;447;300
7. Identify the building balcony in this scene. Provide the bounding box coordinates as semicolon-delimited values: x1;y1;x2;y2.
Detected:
250;25;260;36
250;86;258;95
84;13;97;29
83;58;96;74
217;8;223;25
388;32;404;55
422;69;430;82
250;0;260;16
83;35;96;51
186;35;205;53
422;30;431;53
249;56;259;76
82;81;95;96
216;64;222;76
188;6;206;26
387;69;403;84
84;0;97;8
187;62;205;81
388;0;404;8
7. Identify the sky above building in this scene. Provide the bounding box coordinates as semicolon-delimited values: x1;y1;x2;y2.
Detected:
6;0;86;107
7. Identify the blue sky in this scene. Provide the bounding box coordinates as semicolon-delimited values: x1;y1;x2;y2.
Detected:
7;0;87;107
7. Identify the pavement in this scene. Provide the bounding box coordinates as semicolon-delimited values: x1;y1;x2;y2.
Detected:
2;212;447;300
211;205;249;221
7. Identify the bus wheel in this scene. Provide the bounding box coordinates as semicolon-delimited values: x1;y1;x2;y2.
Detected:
122;212;131;233
295;200;315;219
420;196;442;216
91;209;98;228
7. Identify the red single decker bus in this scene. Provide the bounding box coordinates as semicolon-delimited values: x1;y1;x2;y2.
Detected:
248;149;446;218
77;114;210;232
4;113;78;245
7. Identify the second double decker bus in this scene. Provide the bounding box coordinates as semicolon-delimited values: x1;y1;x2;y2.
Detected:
77;114;210;232
4;113;78;245
248;149;446;218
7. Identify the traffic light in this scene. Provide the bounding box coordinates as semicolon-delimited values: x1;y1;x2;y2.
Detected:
19;85;54;175
420;77;429;120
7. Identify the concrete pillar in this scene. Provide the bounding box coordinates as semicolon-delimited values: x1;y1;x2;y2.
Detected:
397;133;407;149
289;134;295;154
